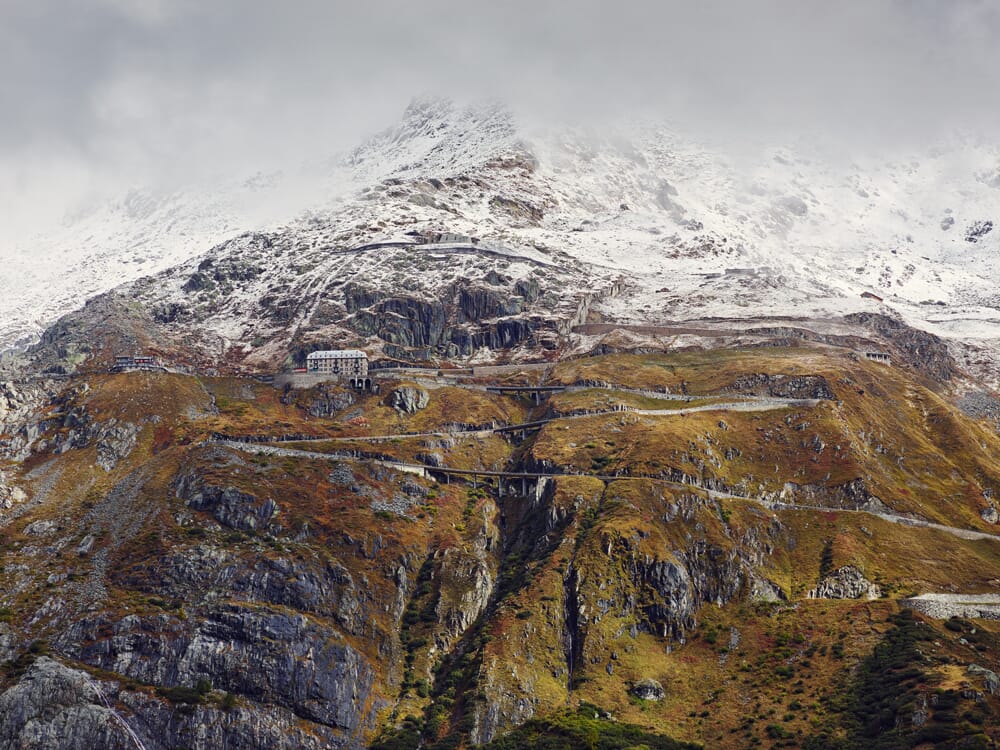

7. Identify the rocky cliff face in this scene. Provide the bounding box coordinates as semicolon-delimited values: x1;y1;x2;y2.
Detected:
20;236;613;374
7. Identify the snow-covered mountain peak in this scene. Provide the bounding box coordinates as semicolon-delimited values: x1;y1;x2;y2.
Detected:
344;97;522;180
6;97;1000;385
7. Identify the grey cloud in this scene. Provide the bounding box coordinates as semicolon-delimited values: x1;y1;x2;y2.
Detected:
2;0;1000;208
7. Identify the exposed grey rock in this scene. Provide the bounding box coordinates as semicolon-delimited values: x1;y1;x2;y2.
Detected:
982;505;999;524
95;421;140;471
630;678;665;701
0;645;370;748
390;386;429;414
176;468;279;532
23;519;55;535
808;566;881;600
749;575;784;602
308;388;355;417
489;194;543;225
0;624;15;663
77;534;96;556
328;463;356;487
186;484;277;531
415;450;444;467
968;664;1000;695
73;606;375;727
845;312;957;381
965;220;994;243
726;373;835;400
0;657;136;750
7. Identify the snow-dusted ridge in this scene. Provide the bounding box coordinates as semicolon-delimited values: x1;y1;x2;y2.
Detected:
5;97;1000;381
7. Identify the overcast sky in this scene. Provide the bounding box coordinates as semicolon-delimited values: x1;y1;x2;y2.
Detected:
3;0;1000;235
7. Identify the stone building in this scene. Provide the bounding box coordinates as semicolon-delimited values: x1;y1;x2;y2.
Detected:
305;350;370;388
110;354;164;372
863;351;891;364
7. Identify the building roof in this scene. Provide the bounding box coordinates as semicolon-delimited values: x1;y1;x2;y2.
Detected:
306;349;367;359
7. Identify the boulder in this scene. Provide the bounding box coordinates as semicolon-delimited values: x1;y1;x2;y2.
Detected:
630;678;665;701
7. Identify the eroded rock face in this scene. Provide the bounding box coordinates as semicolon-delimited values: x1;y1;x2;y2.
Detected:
0;657;132;750
0;468;28;509
845;312;957;381
176;474;278;532
390;386;429;414
0;624;15;663
61;606;377;732
808;566;881;600
0;655;360;750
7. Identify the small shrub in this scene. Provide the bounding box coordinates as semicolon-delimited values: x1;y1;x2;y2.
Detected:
766;723;793;739
157;685;203;704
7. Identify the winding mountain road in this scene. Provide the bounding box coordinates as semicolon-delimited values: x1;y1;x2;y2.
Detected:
213;440;1000;547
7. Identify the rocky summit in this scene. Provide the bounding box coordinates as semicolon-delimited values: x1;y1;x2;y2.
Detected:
2;100;1000;750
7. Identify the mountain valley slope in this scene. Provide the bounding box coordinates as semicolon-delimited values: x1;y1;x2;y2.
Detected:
1;348;1000;748
3;99;1000;749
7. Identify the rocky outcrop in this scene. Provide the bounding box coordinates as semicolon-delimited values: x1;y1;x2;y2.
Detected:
637;541;747;641
0;468;28;509
308;387;355;417
725;373;835;400
390;386;429;414
845;312;957;381
176;475;278;532
489;195;544;226
61;605;378;733
0;623;15;663
808;566;881;600
348;291;551;360
0;655;360;750
779;477;879;510
0;657;136;750
968;664;1000;695
0;380;62;462
95;420;140;472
